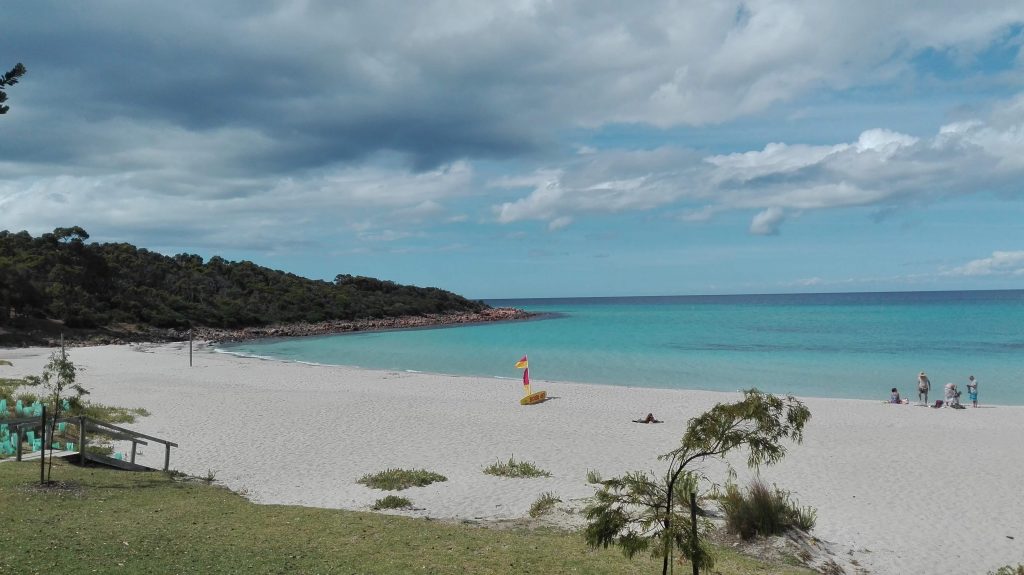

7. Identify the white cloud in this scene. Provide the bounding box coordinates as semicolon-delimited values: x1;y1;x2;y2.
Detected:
948;251;1024;276
548;216;573;231
0;159;475;251
491;96;1024;232
749;207;786;235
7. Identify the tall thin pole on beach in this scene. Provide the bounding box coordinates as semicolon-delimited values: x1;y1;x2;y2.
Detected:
189;328;193;367
40;405;46;485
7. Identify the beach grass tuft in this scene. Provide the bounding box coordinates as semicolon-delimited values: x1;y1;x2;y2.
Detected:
990;566;1024;575
585;469;602;484
372;495;413;510
719;479;816;539
357;468;448;491
483;455;551;478
528;492;560;518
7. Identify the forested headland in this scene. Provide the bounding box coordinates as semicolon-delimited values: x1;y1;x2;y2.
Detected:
0;226;522;346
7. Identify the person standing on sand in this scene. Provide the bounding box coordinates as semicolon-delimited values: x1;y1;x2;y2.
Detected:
917;371;931;405
967;375;979;407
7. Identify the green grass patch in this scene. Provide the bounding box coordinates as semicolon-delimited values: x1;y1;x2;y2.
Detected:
528;492;560;518
483;455;551;478
585;469;602;484
0;461;814;575
372;495;413;510
357;468;447;491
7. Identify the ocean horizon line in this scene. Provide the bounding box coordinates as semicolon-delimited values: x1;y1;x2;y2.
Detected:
484;287;1024;305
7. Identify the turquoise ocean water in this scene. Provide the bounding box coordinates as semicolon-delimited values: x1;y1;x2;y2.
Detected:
220;290;1024;405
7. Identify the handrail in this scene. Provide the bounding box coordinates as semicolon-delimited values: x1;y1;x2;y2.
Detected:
5;414;177;471
84;419;178;448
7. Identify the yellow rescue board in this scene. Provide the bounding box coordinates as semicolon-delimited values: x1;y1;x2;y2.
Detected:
520;390;547;405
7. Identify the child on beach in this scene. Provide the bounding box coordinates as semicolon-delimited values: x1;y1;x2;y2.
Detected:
967;376;979;407
889;388;902;404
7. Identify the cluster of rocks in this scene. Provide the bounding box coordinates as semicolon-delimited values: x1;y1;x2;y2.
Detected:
5;308;536;347
179;307;535;343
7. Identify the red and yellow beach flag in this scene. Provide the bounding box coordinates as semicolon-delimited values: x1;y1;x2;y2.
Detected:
515;355;531;395
513;354;546;405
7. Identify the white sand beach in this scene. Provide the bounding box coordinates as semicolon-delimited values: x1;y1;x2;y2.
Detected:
3;343;1021;575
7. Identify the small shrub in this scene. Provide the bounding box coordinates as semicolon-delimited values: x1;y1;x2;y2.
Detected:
372;495;413;510
357;468;448;491
84;445;114;457
528;492;560;517
80;404;149;424
791;503;817;531
585;469;602;484
719;479;816;540
990;566;1024;575
483;455;551;478
203;469;217;483
15;392;38;404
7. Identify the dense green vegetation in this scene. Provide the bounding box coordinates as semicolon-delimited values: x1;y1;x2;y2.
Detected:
0;461;815;575
0;226;486;334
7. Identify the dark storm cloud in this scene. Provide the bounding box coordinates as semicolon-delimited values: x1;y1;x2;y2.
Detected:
3;1;561;174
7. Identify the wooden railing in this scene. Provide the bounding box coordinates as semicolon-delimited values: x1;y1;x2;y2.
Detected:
5;415;177;471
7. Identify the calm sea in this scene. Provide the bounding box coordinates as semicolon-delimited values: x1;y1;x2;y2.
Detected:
220;290;1024;405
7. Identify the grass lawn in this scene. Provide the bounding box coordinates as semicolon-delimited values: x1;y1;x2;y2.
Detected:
0;460;814;575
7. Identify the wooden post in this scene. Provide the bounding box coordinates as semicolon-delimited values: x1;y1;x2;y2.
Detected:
130;441;137;464
690;491;700;575
189;328;193;367
78;416;86;466
163;443;171;471
15;425;22;461
40;406;46;485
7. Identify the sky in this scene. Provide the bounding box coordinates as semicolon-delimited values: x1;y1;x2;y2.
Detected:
2;1;1023;299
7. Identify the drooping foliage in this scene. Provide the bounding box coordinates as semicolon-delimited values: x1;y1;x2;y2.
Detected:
0;227;487;331
584;389;811;575
0;62;26;115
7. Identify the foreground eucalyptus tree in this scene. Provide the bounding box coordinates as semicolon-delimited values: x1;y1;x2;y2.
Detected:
584;389;811;575
26;347;89;481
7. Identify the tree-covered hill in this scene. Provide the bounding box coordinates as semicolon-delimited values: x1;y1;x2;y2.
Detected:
0;227;487;337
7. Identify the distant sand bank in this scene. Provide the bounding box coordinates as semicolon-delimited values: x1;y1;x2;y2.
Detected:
3;344;1021;575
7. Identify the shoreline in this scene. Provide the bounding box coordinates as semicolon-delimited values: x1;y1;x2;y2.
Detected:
2;343;1021;574
0;307;536;347
189;307;536;344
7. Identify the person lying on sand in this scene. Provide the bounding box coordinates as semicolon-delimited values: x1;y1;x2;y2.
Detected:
633;413;662;424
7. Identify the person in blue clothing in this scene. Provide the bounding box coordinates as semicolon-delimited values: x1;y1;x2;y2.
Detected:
966;375;979;408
